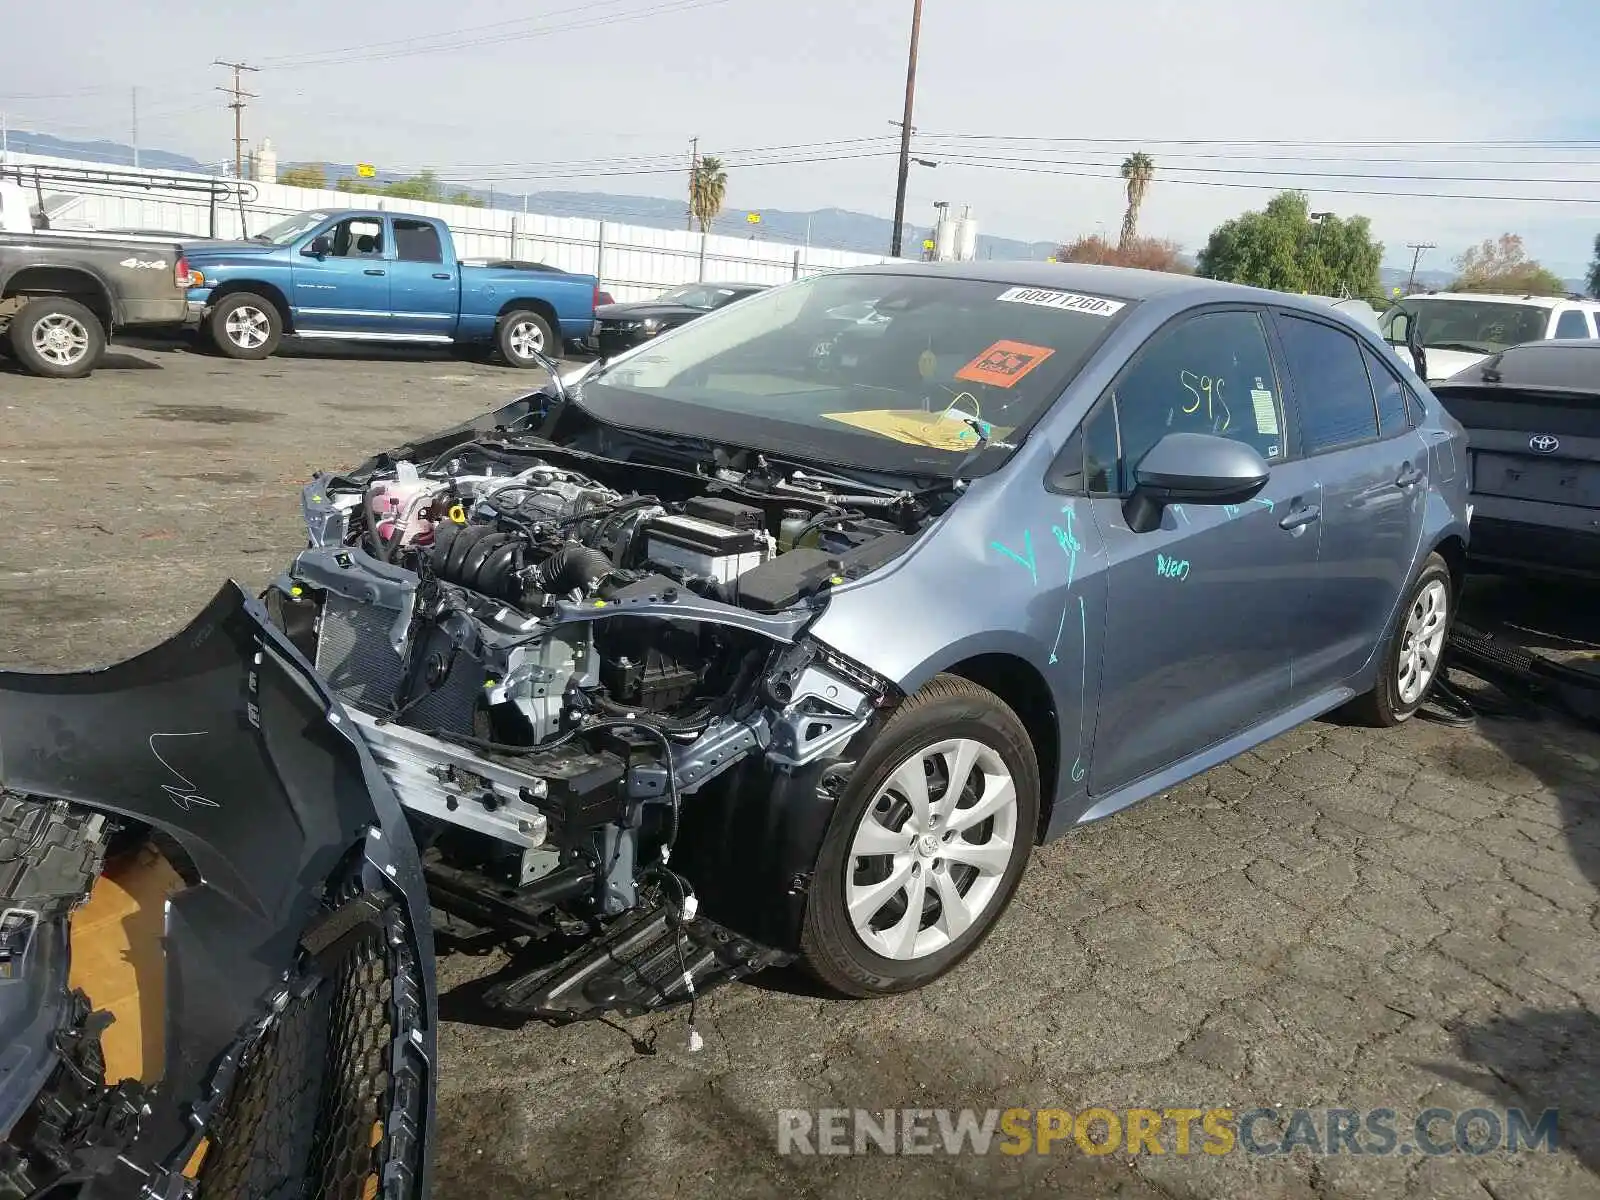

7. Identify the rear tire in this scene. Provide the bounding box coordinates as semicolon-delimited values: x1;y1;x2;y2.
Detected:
1346;552;1454;727
8;296;105;379
495;309;556;369
799;674;1039;997
207;292;282;360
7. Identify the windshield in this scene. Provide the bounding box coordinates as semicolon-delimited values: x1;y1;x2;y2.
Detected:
581;272;1131;475
253;210;331;245
656;283;744;309
1381;299;1549;355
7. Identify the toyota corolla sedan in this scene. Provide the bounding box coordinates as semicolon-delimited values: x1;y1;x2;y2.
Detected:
0;262;1468;1196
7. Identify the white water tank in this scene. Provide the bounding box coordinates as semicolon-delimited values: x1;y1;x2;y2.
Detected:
954;205;978;261
932;215;955;261
250;138;278;183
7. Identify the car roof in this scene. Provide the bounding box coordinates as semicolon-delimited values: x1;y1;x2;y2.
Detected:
682;281;769;291
843;260;1381;321
1435;339;1600;393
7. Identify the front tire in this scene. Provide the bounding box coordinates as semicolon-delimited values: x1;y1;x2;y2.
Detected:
8;296;105;379
207;292;282;360
495;309;556;369
1346;552;1453;727
800;674;1039;997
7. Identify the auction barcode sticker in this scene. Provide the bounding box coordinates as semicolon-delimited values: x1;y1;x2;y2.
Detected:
995;287;1125;317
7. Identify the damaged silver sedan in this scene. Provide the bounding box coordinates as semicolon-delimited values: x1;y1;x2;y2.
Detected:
2;262;1469;1196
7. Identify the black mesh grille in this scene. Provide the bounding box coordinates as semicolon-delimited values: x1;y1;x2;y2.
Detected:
199;894;425;1200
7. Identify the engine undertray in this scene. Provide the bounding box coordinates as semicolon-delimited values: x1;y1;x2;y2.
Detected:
481;904;791;1022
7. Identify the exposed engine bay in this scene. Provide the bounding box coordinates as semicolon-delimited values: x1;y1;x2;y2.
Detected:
267;413;950;1019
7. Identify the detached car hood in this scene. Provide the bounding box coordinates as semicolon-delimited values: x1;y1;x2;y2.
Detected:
0;584;435;1198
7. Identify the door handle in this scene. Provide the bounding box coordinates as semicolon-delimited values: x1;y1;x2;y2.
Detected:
364;268;386;276
432;272;452;280
1395;464;1424;488
1279;505;1321;531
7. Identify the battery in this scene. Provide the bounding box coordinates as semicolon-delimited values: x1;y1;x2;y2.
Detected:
644;514;768;585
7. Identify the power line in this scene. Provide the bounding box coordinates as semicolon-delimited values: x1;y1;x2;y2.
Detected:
213;60;259;180
911;145;1600;186
262;0;740;71
922;131;1600;149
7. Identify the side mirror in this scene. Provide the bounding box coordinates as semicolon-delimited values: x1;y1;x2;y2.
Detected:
303;235;331;258
1123;432;1270;533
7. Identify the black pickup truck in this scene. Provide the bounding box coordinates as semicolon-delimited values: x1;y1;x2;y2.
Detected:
1433;340;1600;580
0;229;191;378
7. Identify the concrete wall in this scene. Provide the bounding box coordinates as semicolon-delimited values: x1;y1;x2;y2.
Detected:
3;153;909;302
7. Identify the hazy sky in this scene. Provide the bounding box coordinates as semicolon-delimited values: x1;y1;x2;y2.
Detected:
3;0;1598;273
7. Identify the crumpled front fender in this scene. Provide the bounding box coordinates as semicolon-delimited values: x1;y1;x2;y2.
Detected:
0;582;435;1197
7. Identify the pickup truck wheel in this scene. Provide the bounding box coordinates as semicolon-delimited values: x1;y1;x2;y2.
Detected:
8;296;105;379
209;292;282;360
496;309;556;368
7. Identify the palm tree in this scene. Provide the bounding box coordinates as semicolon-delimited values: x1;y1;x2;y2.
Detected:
1118;152;1155;250
689;156;728;233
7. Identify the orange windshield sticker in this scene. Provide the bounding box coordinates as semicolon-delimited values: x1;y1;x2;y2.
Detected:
955;340;1056;389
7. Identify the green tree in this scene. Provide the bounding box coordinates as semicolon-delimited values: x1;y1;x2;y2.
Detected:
447;190;486;209
279;163;327;189
1583;233;1599;297
1118;151;1155;250
689;155;727;233
1197;191;1383;300
1450;233;1564;295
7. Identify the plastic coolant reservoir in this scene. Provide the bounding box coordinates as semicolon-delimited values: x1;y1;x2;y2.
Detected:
368;461;438;546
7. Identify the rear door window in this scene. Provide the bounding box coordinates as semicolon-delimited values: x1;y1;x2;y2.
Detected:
1554;309;1594;339
1275;314;1379;453
393;219;444;264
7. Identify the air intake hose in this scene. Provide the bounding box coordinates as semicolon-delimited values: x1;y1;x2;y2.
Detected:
529;543;613;595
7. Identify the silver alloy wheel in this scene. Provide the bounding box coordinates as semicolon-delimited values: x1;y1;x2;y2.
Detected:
31;313;90;367
845;737;1019;961
508;318;545;360
1397;578;1449;706
225;304;271;350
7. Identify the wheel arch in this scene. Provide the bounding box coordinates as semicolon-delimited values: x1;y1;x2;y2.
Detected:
2;266;114;334
209;280;293;333
942;653;1060;843
497;297;559;335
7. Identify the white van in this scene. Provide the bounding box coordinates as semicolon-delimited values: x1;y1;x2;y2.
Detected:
1378;291;1600;382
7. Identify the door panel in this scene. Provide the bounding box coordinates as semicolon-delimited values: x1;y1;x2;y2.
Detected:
1090;465;1321;793
1293;432;1427;689
387;218;459;337
1272;313;1428;692
1077;306;1324;797
290;216;390;332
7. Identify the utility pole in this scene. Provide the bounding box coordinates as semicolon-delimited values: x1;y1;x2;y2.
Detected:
889;0;924;258
213;60;259;179
1405;242;1436;294
131;87;139;168
686;136;699;230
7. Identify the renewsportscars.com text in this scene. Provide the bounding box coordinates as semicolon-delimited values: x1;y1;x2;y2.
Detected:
776;1106;1559;1158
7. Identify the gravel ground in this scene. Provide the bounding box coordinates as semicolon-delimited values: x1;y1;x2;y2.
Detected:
2;339;1597;1199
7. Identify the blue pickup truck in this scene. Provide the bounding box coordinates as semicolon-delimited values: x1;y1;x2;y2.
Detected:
182;208;597;367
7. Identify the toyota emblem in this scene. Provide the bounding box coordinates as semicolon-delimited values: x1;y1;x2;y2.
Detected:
1529;434;1560;454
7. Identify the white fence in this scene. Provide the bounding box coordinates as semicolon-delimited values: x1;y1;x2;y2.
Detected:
2;152;908;302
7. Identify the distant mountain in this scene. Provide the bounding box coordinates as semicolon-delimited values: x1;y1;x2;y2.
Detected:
0;128;210;174
1;129;1057;260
